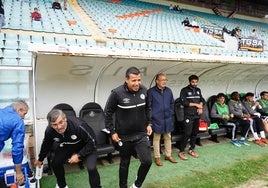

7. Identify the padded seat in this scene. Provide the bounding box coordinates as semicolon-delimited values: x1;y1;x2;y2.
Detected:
79;102;115;163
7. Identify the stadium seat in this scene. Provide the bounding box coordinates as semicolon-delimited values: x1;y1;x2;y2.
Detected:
79;102;115;163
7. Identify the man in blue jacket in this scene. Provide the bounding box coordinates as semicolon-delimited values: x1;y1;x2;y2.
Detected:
148;73;177;166
104;66;152;188
0;100;29;186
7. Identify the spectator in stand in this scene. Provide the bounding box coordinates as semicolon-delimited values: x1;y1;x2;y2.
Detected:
52;0;62;10
0;100;29;187
222;25;230;34
210;93;241;147
250;28;256;38
228;92;265;147
30;7;43;25
63;0;68;10
231;26;241;39
191;18;199;28
148;73;177;166
0;0;5;32
181;17;190;27
178;75;205;160
243;92;268;140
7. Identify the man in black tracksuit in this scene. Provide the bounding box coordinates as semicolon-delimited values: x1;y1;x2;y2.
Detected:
104;67;152;188
178;75;205;160
35;109;101;188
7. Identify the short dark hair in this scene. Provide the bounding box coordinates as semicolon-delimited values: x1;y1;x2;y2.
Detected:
188;75;199;82
230;91;239;99
245;92;254;97
216;93;226;99
260;91;268;97
125;67;140;78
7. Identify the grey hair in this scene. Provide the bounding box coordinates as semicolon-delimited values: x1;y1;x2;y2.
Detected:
47;109;66;124
11;100;28;111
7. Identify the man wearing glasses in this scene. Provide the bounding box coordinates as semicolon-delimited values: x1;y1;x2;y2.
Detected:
148;73;177;166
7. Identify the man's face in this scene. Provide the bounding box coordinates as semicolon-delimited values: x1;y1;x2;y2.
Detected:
262;93;268;101
217;96;225;104
246;96;254;102
232;93;240;101
189;79;198;88
16;108;28;119
50;115;67;134
125;73;141;92
156;75;167;90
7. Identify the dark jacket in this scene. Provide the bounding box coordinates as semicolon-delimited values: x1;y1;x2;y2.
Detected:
148;86;174;133
180;85;205;118
38;116;96;161
104;82;151;140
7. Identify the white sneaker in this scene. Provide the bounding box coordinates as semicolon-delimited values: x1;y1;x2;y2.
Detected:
55;184;69;188
130;183;140;188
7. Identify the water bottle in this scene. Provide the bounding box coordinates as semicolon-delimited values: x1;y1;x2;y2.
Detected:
35;165;43;180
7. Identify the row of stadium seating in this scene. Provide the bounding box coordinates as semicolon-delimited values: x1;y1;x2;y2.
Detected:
0;0;266;65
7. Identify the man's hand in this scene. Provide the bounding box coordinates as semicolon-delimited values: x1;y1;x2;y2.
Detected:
146;125;152;136
68;154;80;164
34;160;43;167
14;164;24;185
16;171;24;185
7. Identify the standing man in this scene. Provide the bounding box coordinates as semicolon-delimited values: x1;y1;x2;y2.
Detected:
104;66;152;188
178;75;205;160
148;73;177;166
0;100;29;186
35;109;101;188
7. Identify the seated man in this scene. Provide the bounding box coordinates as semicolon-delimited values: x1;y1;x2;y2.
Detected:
258;91;268;116
181;17;190;27
243;92;268;144
258;91;268;132
30;7;43;25
228;92;265;146
52;0;62;10
210;93;241;147
35;109;101;188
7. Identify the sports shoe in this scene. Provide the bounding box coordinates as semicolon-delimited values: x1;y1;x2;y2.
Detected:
188;150;198;158
55;184;69;188
231;139;241;147
154;157;163;166
260;138;268;144
239;139;250;146
178;152;188;160
253;139;266;147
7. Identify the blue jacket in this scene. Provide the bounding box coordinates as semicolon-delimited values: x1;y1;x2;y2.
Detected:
0;106;25;165
148;86;174;134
